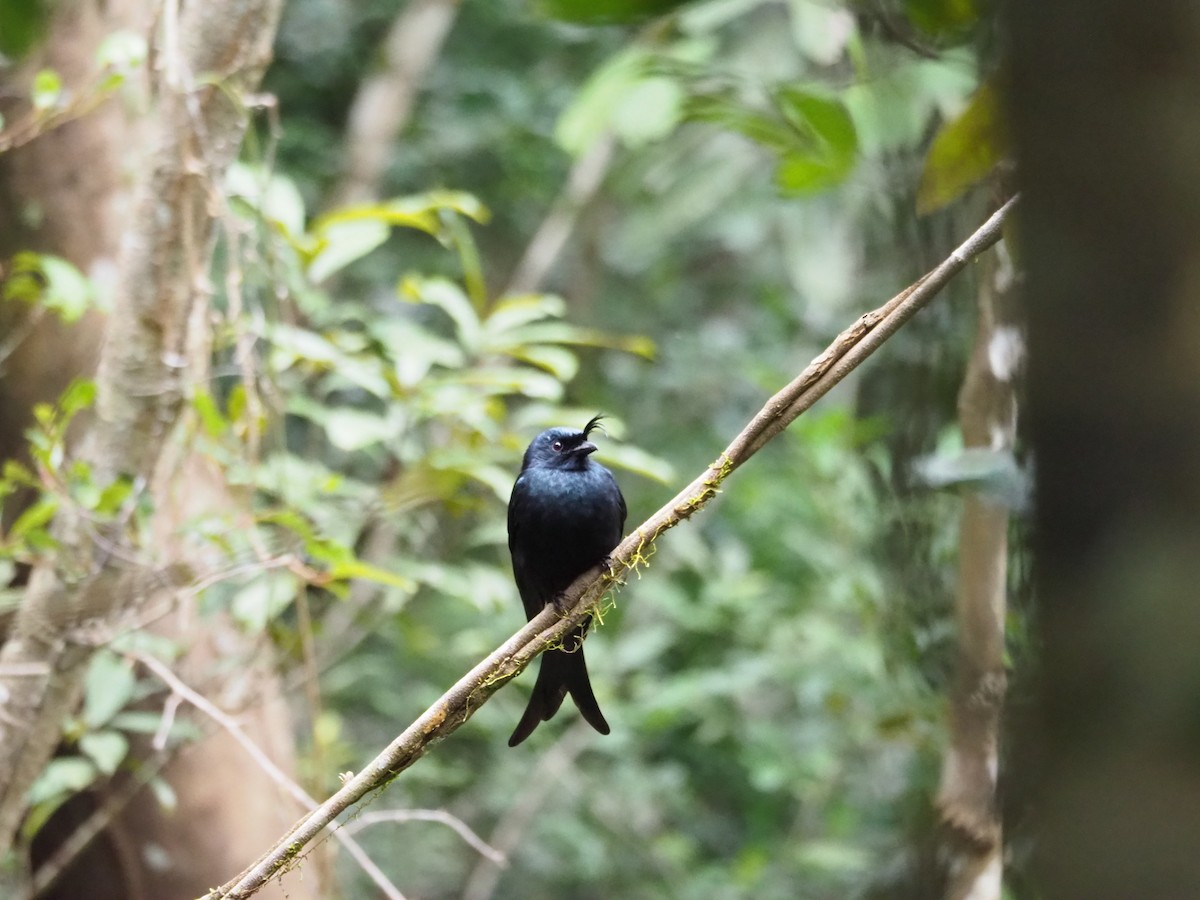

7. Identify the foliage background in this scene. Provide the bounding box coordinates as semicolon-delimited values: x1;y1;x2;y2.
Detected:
0;0;1022;897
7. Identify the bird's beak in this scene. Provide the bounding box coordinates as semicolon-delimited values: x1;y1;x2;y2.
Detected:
575;441;598;456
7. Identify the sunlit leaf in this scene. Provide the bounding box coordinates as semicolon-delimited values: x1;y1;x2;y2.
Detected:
314;191;490;236
505;345;579;380
30;68;61;111
612;76;685;147
320;408;396;452
38;255;95;321
916;81;1006;214
327;559;417;592
96;30;147;75
400;275;482;350
557;47;647;154
8;496;57;542
192;388;229;437
484;293;566;334
307;219;389;283
231;571;297;631
787;0;855;66
58;379;96;416
226;163;307;237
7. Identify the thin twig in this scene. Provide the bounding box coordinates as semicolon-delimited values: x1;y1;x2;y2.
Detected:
203;196;1018;900
342;809;505;865
461;721;592;900
25;752;173;900
127;652;407;900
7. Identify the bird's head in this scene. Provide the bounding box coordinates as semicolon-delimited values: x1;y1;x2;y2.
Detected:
522;415;606;471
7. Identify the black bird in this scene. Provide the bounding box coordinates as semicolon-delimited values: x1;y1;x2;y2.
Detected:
507;415;626;747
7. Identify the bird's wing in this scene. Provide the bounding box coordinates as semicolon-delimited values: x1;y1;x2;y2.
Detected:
507;473;543;619
507;473;526;554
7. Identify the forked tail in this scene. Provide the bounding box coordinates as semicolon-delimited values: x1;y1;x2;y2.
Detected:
507;645;610;747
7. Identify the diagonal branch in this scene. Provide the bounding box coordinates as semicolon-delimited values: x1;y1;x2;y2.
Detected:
204;196;1018;899
129;652;407;900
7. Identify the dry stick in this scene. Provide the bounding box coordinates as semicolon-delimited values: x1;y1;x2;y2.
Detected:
204;195;1018;900
341;809;505;865
125;653;407;900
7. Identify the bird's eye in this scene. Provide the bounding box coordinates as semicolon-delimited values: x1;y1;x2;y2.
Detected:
551;440;564;452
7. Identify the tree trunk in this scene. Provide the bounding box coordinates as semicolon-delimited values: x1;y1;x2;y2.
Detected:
936;241;1018;899
1008;1;1200;897
0;3;317;897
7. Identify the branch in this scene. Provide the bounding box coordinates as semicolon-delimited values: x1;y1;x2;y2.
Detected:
328;0;462;208
502;133;616;296
341;809;505;866
128;652;407;900
204;196;1018;899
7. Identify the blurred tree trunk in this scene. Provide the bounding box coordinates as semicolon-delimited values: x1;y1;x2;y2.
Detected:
329;0;461;208
0;3;316;897
1008;1;1200;897
936;242;1018;899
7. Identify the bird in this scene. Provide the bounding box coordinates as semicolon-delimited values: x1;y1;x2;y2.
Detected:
506;414;626;747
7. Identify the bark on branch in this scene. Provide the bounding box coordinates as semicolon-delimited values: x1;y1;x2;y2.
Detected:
0;0;283;856
204;196;1018;899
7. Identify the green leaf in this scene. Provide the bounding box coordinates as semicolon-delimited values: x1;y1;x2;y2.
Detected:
149;775;178;811
94;475;135;516
904;0;980;39
0;0;49;58
612;76;684;147
483;294;566;334
312;191;489;239
327;559;417;592
8;496;57;541
320;408;395;452
59;378;96;416
557;47;649;154
537;0;696;24
96;30;147;74
684;92;797;153
26;757;97;807
505;345;579;380
226;162;307;238
307;219;389;283
231;571;297;631
30;68;61;111
916;81;1006;214
38;255;95;321
110;711;171;734
400;275;482;350
83;651;136;728
79;730;129;776
192;388;229;437
773;88;858;195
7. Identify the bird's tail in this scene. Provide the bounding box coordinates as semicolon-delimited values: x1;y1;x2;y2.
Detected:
507;641;610;747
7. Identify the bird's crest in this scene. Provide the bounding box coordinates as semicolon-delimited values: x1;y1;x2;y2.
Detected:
583;414;606;439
